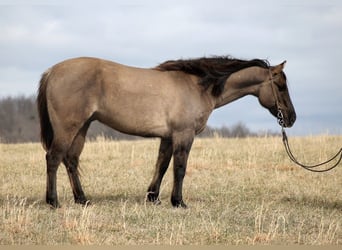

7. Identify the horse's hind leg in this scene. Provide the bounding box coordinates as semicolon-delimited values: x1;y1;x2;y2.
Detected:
46;135;74;208
147;138;173;204
46;120;86;208
63;122;90;205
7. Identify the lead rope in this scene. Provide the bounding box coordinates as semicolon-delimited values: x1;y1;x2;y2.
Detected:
277;109;342;172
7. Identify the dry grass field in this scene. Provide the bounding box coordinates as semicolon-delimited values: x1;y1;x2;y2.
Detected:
0;135;341;245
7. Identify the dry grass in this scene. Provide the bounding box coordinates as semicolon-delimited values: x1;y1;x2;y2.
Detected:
0;135;341;245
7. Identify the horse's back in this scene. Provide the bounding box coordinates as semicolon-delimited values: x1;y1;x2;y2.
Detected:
43;57;211;138
44;57;173;137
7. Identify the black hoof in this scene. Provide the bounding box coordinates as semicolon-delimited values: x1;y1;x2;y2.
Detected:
74;196;91;207
171;198;187;208
46;198;60;209
147;192;161;205
75;198;91;207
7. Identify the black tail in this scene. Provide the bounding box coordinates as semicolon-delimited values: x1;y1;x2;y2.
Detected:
37;69;53;151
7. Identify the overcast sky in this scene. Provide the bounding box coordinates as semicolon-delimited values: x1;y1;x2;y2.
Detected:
0;0;341;135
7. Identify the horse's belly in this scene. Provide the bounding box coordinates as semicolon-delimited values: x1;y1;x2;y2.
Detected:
95;108;169;138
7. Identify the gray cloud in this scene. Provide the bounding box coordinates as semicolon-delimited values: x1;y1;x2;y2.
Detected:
0;0;341;135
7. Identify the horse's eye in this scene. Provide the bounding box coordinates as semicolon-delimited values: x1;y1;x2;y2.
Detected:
278;84;287;92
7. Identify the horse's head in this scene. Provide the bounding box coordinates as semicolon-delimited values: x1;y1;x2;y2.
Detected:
258;61;296;128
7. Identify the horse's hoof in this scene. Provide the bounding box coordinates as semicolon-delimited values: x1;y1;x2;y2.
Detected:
171;199;187;209
75;198;91;207
46;199;60;209
147;192;161;205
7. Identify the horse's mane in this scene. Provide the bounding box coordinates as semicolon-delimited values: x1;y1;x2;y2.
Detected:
155;56;270;96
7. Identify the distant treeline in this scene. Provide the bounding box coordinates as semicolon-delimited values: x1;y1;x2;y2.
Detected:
0;96;278;143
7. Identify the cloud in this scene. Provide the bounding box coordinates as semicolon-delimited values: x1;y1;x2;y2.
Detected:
0;0;341;135
0;66;41;96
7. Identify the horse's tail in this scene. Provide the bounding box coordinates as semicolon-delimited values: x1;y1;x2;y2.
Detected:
37;69;53;151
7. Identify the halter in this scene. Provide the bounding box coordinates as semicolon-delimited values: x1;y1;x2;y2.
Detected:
268;69;285;127
268;69;342;172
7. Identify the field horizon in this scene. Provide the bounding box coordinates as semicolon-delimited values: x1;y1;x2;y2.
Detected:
0;135;341;245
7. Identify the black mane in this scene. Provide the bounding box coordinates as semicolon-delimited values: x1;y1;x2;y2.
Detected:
155;56;270;96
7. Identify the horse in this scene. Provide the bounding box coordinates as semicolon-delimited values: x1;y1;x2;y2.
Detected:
37;56;296;208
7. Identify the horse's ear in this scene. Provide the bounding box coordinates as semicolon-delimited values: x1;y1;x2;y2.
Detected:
271;60;286;74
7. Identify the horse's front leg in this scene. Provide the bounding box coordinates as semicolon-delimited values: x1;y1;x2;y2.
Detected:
147;138;173;204
171;131;194;208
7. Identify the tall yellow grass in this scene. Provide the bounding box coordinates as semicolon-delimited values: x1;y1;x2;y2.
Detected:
0;135;341;245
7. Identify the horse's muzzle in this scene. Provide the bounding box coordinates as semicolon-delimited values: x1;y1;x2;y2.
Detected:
283;111;296;128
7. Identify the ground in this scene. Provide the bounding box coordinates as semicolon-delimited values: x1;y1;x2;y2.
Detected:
0;136;341;245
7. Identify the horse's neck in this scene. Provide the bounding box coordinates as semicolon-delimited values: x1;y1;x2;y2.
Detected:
214;67;268;108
